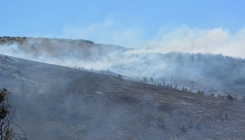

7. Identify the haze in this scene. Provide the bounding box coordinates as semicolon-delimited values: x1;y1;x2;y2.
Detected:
1;0;245;57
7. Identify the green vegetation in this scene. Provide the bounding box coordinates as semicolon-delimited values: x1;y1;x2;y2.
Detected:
140;77;243;104
226;94;234;100
196;90;204;95
182;87;188;92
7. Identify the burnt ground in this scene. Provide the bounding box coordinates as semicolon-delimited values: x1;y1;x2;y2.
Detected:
1;37;245;98
0;54;245;140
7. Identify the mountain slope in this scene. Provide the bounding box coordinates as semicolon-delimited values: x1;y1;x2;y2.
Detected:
0;54;244;140
1;37;245;97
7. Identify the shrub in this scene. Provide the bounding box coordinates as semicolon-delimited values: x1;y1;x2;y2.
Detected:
143;77;148;83
157;83;162;86
118;74;122;79
180;123;187;132
182;87;188;92
196;90;204;95
226;94;233;100
150;77;154;82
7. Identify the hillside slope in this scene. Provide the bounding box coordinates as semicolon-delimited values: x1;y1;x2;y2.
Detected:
0;54;244;140
1;37;245;97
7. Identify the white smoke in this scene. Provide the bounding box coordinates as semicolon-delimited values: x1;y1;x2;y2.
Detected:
61;19;245;58
141;25;245;58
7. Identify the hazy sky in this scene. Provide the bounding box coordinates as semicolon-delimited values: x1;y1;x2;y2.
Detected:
1;0;245;56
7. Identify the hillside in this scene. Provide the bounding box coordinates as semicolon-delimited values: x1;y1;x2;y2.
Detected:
1;37;245;97
0;54;245;139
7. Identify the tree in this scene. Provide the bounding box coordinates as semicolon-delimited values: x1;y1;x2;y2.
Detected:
0;88;27;140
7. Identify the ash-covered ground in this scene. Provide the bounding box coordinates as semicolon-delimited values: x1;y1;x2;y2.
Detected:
0;54;244;140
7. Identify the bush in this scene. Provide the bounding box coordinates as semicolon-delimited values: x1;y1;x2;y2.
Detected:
149;77;154;82
180;123;187;132
118;74;122;79
143;77;148;83
196;90;204;95
157;83;162;86
182;87;188;92
226;94;233;100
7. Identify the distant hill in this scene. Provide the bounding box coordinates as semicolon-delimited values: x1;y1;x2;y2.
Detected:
0;36;127;66
1;36;245;97
0;54;245;140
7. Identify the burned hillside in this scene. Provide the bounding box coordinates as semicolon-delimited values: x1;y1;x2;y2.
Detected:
0;54;244;139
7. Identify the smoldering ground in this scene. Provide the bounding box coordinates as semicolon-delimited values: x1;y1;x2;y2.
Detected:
1;54;244;140
1;34;245;96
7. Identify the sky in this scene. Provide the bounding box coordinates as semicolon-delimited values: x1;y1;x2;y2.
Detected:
1;0;245;57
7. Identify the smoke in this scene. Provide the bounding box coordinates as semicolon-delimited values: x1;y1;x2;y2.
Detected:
0;38;126;70
1;27;245;139
1;25;245;96
133;25;245;58
61;19;245;58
